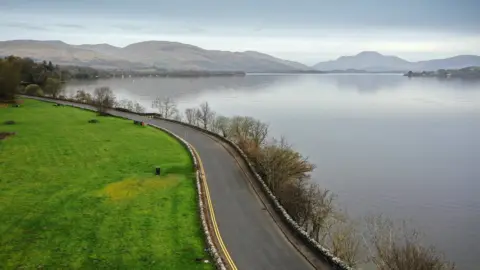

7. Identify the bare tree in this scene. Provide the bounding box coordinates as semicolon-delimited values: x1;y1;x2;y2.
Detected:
321;215;363;267
257;137;315;194
212;115;230;137
115;99;135;111
116;99;145;113
133;102;145;113
152;97;178;119
364;215;455;270
299;184;336;235
195;102;215;129
74;90;92;104
93;87;116;115
227;116;269;147
173;110;183;122
185;108;197;125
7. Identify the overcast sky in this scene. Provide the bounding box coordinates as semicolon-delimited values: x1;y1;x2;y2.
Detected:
1;0;479;64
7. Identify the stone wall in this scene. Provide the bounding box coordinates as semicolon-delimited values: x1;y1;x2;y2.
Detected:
22;95;352;270
157;118;353;270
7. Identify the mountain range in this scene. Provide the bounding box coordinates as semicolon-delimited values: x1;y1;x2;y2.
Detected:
313;51;480;72
1;40;479;72
0;40;310;72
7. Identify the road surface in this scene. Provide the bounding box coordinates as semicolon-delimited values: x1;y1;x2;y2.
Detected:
29;97;327;270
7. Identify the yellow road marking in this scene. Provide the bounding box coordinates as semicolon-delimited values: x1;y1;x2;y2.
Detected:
190;144;238;270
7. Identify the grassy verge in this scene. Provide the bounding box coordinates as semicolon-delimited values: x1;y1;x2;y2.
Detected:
0;99;212;269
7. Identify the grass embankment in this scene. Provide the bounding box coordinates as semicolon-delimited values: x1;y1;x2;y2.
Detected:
0;99;212;269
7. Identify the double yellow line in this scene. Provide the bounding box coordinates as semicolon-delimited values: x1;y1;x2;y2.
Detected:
190;145;238;270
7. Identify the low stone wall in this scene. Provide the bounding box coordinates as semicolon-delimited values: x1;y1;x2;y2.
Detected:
21;96;227;270
149;124;227;270
156;118;353;270
22;95;352;269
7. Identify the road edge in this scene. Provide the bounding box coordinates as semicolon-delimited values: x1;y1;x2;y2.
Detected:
154;119;353;270
149;124;232;270
22;96;233;270
21;95;352;270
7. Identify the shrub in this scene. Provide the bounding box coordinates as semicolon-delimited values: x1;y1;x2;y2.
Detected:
35;88;44;96
4;120;15;125
25;84;41;95
74;90;93;104
43;77;62;98
17;85;26;94
364;215;456;270
93;87;115;114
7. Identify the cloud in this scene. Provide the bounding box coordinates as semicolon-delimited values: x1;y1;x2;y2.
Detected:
111;24;143;31
5;22;48;31
188;27;206;34
55;24;84;29
3;0;479;34
0;0;478;63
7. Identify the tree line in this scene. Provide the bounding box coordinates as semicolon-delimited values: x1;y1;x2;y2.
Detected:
0;56;69;102
0;56;142;103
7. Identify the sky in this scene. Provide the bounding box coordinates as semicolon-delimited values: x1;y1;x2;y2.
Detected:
1;0;479;65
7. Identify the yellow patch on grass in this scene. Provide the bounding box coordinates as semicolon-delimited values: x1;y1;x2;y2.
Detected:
101;175;180;201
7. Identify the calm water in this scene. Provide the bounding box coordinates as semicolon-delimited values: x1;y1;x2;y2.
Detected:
66;74;480;269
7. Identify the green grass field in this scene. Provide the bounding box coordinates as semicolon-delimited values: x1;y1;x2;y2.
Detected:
0;99;212;269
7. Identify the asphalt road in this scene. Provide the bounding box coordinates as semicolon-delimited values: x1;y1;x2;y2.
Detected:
28;97;318;270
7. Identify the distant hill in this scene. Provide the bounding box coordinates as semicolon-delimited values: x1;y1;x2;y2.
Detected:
313;51;480;72
416;55;480;71
0;40;311;72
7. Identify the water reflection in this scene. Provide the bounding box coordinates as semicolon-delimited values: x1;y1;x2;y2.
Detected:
321;74;406;93
66;75;290;99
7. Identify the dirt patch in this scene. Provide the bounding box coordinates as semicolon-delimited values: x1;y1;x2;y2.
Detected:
0;132;16;140
100;175;180;201
0;100;23;107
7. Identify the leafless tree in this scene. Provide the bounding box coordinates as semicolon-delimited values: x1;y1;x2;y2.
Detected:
152;97;178;119
211;115;230;137
93;87;115;115
257;137;315;194
185;108;197;125
115;99;145;113
228;116;269;147
297;184;336;234
74;90;92;104
116;99;135;111
133;102;145;113
172;110;183;122
363;215;455;270
320;215;364;267
195;102;215;129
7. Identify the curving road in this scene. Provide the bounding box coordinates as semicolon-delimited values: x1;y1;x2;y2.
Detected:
28;97;328;270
